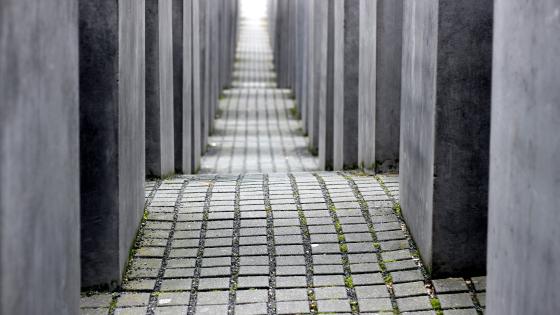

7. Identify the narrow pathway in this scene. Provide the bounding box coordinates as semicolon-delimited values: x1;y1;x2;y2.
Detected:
199;8;318;174
80;3;486;315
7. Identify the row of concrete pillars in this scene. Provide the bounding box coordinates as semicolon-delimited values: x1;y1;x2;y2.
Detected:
1;0;237;313
268;0;560;314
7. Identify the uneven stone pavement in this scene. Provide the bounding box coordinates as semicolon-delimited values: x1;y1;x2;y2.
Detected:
81;5;486;315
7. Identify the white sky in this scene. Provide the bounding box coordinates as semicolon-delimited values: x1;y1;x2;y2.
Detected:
240;0;268;20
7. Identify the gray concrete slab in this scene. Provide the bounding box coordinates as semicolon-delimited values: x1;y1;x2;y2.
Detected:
333;0;360;170
318;0;335;170
79;0;147;289
487;1;560;314
146;0;175;178
358;0;402;171
0;1;79;313
173;0;193;174
192;0;203;172
400;0;492;277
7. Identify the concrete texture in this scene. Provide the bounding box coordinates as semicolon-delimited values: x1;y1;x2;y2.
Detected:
318;0;334;170
192;0;203;172
146;0;175;178
487;1;560;314
333;0;360;170
305;0;316;146
173;0;193;174
79;0;146;289
201;0;210;154
0;1;80;313
300;0;310;133
358;0;402;171
400;0;492;277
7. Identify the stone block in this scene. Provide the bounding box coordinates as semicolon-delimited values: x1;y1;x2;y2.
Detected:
358;0;402;171
487;1;560;314
192;0;204;171
333;0;360;170
79;0;147;288
173;0;193;174
146;0;175;177
0;1;80;313
318;0;335;170
400;0;492;277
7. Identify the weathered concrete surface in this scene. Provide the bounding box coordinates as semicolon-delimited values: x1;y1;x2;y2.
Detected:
146;0;175;178
192;0;203;172
173;0;193;174
487;1;560;314
359;0;402;171
358;0;377;170
333;0;360;170
400;0;492;277
0;1;79;313
306;0;316;148
201;0;210;154
79;0;146;289
301;0;310;133
318;0;334;170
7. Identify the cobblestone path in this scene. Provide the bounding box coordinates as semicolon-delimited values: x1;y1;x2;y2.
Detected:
81;4;486;315
82;174;485;315
199;9;318;174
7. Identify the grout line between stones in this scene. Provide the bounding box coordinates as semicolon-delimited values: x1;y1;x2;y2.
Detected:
227;174;243;314
146;178;190;314
263;174;278;315
287;173;318;314
313;173;360;314
186;176;217;315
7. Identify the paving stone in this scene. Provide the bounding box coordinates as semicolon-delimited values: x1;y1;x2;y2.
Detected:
81;308;110;315
276;255;306;266
443;309;478;315
81;294;113;308
116;293;150;307
432;278;469;293
353;273;385;285
160;279;192;291
154;305;188;314
275;288;309;302
114;307;148;315
237;276;269;288
381;249;413;261
380;240;411;251
437;293;475;309
315;286;348;299
235;302;268;315
391;270;424;283
358;297;393;312
350;263;381;274
157;292;190;306
239;265;269;275
200;266;231;277
471;276;486;292
313;254;343;264
393;281;427;297
195;304;228;315
313;275;345;287
236;290;268;304
240;256;269;266
197;291;230;305
277;265;306;276
277;300;310;314
314;264;344;274
348;253;378;264
317;299;351;313
355;285;390;299
397;296;433;312
477;292;486;307
276;276;307;288
385;260;418;272
197;277;230;290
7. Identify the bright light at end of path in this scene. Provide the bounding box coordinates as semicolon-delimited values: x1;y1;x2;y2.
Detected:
241;0;267;20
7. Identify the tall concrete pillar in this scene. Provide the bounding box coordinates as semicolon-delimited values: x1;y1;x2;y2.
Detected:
1;1;79;313
79;0;146;289
306;0;319;153
318;0;335;170
201;0;210;153
300;0;310;133
400;0;493;277
487;1;560;314
358;0;402;172
173;0;193;174
192;0;204;172
333;0;360;170
146;0;175;178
